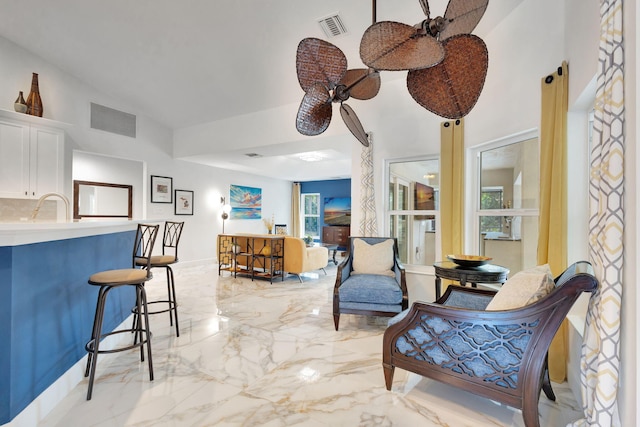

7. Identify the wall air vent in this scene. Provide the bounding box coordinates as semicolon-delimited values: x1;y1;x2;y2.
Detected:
244;153;263;158
90;103;136;138
318;13;348;38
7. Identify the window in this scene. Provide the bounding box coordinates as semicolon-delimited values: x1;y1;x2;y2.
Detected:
474;134;539;275
301;193;320;239
385;157;439;267
480;187;504;232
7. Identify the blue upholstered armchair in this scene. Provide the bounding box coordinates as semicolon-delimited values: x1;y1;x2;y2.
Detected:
333;237;408;330
382;261;598;427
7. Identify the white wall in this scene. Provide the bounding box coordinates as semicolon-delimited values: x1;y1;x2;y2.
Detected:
0;36;293;263
73;151;145;218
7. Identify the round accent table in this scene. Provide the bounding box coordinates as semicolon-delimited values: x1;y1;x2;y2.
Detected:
433;261;510;300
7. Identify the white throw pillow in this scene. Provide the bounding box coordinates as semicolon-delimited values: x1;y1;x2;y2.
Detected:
352;238;395;277
486;264;555;311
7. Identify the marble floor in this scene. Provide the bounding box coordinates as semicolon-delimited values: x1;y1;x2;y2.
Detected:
36;262;583;427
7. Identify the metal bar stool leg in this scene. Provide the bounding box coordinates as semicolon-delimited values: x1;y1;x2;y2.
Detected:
85;285;106;378
165;268;174;327
85;285;110;400
167;266;180;337
139;283;154;381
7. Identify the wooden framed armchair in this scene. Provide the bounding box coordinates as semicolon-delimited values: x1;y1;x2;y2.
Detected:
382;261;598;427
333;237;408;330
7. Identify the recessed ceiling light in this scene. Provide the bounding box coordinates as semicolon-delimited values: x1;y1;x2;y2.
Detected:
298;152;324;162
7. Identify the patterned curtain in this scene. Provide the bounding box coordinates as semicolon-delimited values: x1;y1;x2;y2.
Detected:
569;1;624;426
291;182;301;238
359;133;378;237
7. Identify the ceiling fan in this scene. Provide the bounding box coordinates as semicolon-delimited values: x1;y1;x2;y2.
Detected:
360;0;489;119
295;37;380;147
294;0;489;145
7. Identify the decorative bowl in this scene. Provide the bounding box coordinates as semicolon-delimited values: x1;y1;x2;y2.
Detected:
447;254;492;267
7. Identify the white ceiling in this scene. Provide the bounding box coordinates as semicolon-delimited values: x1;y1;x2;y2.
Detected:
0;0;523;181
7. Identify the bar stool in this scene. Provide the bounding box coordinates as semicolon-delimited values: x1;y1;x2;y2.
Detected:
133;221;184;337
84;223;159;400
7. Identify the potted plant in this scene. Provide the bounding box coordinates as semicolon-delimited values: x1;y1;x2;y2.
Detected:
303;235;314;246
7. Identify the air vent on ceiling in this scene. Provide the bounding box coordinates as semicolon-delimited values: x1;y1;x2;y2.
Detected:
90;102;136;138
318;13;348;38
244;153;263;158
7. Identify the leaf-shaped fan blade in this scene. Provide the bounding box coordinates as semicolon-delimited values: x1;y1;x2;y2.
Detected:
340;69;381;100
407;34;488;119
340;103;369;147
440;0;489;40
360;21;445;71
296;38;347;92
419;0;431;18
296;84;333;136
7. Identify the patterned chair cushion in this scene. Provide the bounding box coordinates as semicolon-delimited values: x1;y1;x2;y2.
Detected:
486;264;555;311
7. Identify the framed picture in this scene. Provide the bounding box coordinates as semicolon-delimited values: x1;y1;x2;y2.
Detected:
229;184;262;219
275;224;288;235
414;182;435;220
175;189;194;215
151;175;173;203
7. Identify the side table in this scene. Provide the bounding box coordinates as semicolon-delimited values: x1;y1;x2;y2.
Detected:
433;261;509;300
321;243;339;265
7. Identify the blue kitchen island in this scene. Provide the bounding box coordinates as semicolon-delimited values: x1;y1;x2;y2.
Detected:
0;220;147;425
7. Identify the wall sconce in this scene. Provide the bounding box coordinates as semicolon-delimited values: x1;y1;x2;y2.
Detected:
221;197;232;233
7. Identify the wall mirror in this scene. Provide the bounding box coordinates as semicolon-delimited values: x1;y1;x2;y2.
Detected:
73;180;133;219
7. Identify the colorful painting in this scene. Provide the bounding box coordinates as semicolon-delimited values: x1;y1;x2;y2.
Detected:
324;197;351;226
414;182;435;219
230;184;262;219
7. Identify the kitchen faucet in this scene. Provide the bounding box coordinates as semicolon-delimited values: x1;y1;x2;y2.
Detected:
31;192;71;221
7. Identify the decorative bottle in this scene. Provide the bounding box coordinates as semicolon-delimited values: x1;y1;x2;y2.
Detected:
26;73;43;117
14;91;27;113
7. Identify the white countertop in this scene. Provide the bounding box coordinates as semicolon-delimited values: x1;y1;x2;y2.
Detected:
0;219;159;246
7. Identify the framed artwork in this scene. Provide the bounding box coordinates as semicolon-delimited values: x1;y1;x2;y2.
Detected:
151;175;173;203
275;224;288;235
175;189;194;215
229;184;262;219
323;197;351;226
414;182;435;220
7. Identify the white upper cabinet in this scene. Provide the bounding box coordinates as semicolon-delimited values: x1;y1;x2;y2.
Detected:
0;111;65;199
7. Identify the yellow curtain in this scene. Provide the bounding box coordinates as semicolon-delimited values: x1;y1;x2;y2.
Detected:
440;119;464;272
291;182;301;237
538;61;568;382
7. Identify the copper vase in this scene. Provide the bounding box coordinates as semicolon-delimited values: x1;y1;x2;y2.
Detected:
26;73;43;117
14;91;27;113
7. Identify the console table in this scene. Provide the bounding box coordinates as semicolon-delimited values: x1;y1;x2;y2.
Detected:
218;234;285;283
433;261;509;300
322;225;349;248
